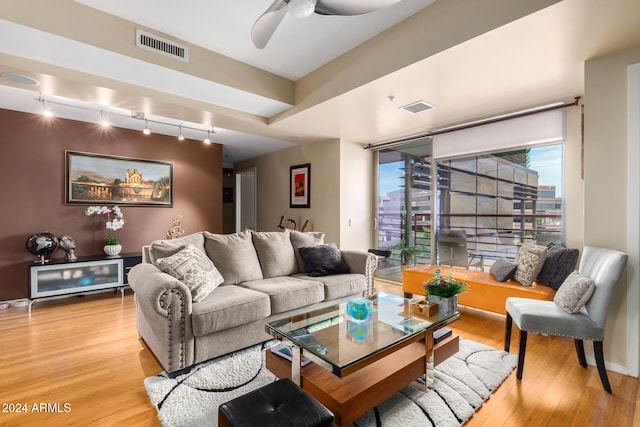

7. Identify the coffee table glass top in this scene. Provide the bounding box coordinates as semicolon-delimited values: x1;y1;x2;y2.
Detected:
265;292;458;377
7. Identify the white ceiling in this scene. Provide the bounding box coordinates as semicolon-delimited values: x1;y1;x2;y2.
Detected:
0;0;639;166
74;0;437;80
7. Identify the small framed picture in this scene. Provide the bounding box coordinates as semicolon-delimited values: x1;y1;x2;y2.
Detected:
222;187;233;203
290;163;310;208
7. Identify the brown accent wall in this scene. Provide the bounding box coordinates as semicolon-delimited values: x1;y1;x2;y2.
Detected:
0;108;223;300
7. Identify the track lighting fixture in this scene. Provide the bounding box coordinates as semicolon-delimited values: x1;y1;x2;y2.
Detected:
36;94;215;142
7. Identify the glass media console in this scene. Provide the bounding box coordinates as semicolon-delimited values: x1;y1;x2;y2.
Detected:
27;253;141;311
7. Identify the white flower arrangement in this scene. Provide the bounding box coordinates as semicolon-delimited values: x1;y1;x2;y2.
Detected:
85;205;125;245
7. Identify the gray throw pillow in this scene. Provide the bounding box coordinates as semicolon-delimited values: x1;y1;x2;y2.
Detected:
154;244;223;302
489;258;517;282
298;244;350;277
204;230;263;285
536;243;580;290
290;230;325;273
252;230;297;278
514;243;548;286
554;271;595;314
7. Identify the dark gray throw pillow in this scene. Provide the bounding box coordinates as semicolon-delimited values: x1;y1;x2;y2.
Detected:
536;243;579;290
298;244;350;277
489;258;518;282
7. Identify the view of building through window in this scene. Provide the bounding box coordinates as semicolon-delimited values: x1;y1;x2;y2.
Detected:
376;144;563;281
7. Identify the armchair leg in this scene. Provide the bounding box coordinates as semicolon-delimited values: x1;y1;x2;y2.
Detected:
516;330;527;380
594;341;612;393
505;313;513;352
574;339;587;367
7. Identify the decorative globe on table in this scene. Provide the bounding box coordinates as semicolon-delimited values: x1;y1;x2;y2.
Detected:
26;232;59;264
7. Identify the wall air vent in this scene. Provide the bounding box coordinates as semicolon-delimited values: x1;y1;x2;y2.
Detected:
400;100;435;114
136;29;188;62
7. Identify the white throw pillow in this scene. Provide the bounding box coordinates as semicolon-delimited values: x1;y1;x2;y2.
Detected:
554;271;595;314
155;244;223;302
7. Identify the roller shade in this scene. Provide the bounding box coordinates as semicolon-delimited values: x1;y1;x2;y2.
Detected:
432;109;565;160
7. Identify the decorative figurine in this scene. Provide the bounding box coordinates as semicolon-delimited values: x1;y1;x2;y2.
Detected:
59;235;78;262
166;215;184;239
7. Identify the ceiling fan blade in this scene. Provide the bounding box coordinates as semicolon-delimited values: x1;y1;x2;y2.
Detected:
314;0;402;16
251;0;289;49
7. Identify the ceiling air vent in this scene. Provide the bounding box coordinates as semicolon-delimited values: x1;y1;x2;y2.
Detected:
136;29;188;62
400;100;435;114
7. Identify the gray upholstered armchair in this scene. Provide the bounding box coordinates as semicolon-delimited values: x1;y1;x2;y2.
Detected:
504;246;628;392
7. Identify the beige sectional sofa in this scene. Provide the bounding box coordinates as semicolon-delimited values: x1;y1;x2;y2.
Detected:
128;229;377;373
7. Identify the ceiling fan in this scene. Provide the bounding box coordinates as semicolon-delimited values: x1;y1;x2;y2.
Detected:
251;0;403;49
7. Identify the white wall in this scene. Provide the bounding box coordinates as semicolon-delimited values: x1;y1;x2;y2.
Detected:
235;140;342;244
584;44;640;373
339;139;374;251
234;138;375;251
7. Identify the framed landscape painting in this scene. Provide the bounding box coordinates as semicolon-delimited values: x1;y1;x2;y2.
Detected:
65;150;173;206
290;163;310;208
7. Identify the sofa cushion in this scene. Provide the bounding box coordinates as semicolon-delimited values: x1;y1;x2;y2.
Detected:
536;243;580;290
148;231;205;264
252;230;298;278
239;276;324;314
298;244;350;277
514;243;548;286
204;230;263;285
154;244;224;302
295;273;366;301
553;271;596;314
290;230;325;273
191;285;271;336
490;258;518;282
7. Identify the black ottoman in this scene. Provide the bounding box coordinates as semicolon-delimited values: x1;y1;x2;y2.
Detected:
218;378;334;427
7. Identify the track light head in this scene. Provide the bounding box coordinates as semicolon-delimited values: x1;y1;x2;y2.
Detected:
42;99;53;118
100;111;110;127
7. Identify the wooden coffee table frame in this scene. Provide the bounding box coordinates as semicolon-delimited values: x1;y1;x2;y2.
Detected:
266;328;459;427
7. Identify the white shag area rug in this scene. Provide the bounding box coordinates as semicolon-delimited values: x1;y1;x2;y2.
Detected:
145;338;517;427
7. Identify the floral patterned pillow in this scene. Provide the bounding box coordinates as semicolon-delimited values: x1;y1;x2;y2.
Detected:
155;244;223;302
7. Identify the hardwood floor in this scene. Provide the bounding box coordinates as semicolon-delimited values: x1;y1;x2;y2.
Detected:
0;291;161;426
0;283;637;426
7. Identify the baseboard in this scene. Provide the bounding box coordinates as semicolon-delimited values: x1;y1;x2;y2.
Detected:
584;356;632;377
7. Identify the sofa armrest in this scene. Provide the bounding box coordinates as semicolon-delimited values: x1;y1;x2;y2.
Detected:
128;263;195;372
128;263;193;315
340;250;378;296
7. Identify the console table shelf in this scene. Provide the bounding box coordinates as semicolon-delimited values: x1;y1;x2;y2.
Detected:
27;252;141;311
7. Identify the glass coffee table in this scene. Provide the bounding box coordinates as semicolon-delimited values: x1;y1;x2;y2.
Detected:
265;292;459;426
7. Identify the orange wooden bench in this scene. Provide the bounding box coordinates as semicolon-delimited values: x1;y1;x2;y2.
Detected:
402;265;555;315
